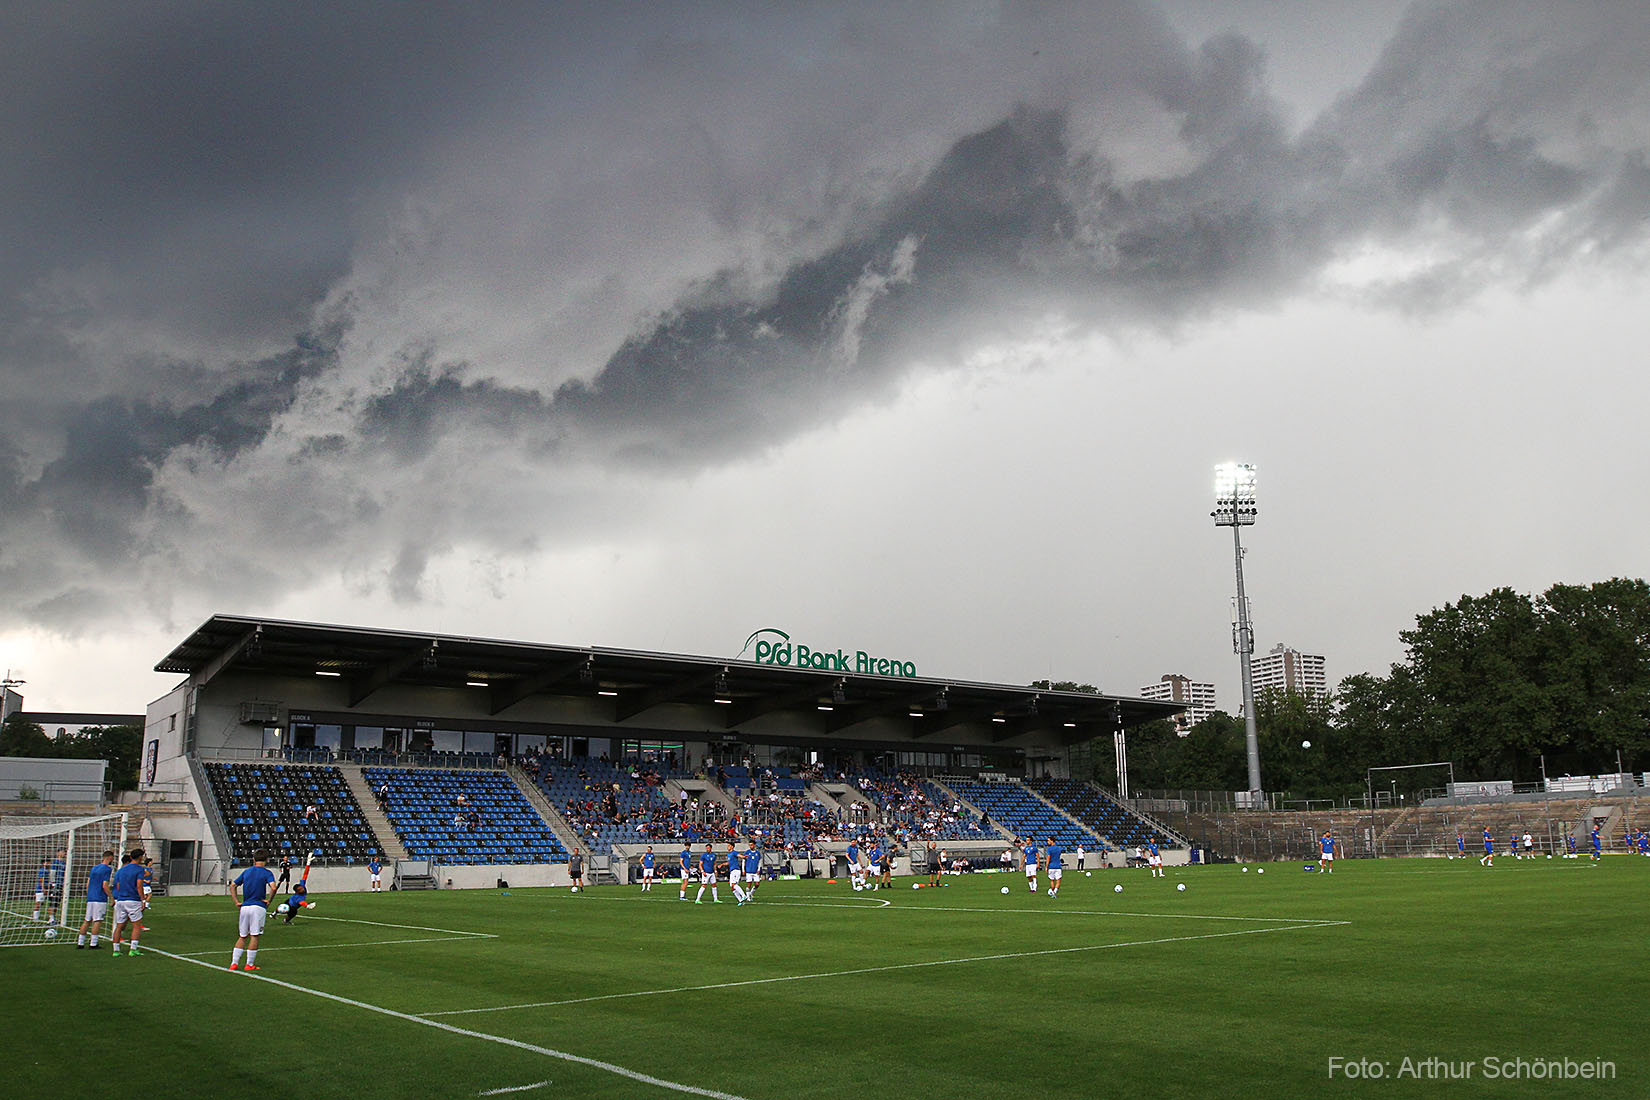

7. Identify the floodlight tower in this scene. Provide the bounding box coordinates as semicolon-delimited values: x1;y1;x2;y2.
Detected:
1212;463;1262;797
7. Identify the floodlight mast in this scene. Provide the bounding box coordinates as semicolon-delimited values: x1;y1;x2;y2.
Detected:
1212;463;1262;797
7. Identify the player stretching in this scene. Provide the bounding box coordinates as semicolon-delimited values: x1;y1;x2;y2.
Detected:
109;847;148;956
1148;837;1164;878
1023;840;1039;893
77;849;115;949
679;843;694;901
230;849;276;971
368;856;383;892
640;846;656;892
742;842;762;902
1480;828;1494;867
866;842;883;891
1044;837;1064;897
694;844;720;904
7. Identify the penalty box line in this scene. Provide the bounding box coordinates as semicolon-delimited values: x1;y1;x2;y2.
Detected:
423;919;1349;1019
145;946;752;1100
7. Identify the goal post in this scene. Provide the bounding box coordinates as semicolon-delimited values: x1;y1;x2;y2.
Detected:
0;813;129;947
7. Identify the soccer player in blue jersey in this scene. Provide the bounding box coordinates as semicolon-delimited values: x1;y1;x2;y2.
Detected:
31;858;51;922
640;846;656;892
1566;833;1576;855
741;842;762;903
77;849;116;949
867;842;884;891
109;848;148;956
846;839;864;891
1319;832;1336;873
1455;833;1466;859
1044;837;1063;897
1479;828;1494;867
369;856;383;892
280;853;318;923
694;844;721;904
1022;840;1039;892
230;849;276;971
725;841;743;903
1148;838;1164;878
1591;825;1602;860
679;843;694;901
1638;831;1649;857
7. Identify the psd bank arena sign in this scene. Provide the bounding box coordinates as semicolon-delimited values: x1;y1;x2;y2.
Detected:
739;628;917;678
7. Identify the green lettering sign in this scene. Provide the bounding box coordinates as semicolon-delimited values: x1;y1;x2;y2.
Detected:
740;628;916;677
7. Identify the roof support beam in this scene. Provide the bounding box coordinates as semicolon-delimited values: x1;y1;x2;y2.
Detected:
192;626;263;689
348;643;437;708
615;668;723;723
726;676;839;729
825;688;939;734
488;655;593;716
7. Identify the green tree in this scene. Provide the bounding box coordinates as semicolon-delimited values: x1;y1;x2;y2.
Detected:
0;714;53;756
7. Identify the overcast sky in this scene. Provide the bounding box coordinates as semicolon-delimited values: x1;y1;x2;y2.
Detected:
3;1;1647;714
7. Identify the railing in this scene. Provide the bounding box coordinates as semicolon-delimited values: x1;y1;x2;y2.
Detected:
199;747;503;769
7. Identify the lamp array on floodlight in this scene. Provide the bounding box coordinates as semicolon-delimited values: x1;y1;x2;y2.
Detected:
1212;462;1258;526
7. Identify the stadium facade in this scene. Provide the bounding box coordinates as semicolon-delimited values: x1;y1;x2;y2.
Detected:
139;615;1183;891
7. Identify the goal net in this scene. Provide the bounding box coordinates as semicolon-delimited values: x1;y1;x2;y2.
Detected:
0;814;129;947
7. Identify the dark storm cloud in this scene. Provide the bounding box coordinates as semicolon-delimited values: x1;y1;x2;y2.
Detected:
3;0;1648;628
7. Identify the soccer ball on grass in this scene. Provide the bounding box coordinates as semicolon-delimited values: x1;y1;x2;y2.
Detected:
1114;884;1123;894
277;903;290;914
1176;883;1186;892
1000;886;1009;894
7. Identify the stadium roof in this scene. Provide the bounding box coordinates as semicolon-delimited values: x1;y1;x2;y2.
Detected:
158;615;1180;746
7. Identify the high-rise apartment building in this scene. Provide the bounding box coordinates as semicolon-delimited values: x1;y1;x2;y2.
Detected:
1140;674;1217;736
1253;644;1328;702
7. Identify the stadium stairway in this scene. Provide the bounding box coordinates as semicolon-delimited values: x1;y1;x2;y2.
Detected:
663;777;740;816
810;781;875;815
506;764;590;859
1005;779;1104;840
336;762;409;861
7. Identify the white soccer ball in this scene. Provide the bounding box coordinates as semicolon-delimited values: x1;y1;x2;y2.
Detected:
1176;883;1186;892
1084;871;1092;877
912;883;919;890
1000;886;1009;894
1301;740;1311;749
44;927;58;940
277;903;290;914
1257;868;1265;875
1114;884;1123;894
1242;866;1249;873
1546;854;1552;859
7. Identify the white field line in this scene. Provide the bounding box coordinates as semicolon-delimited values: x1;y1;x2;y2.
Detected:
479;1082;552;1096
422;920;1349;1018
572;894;1346;925
173;935;488;958
151;910;495;937
146;946;751;1100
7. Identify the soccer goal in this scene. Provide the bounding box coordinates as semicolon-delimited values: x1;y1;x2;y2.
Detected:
0;814;129;947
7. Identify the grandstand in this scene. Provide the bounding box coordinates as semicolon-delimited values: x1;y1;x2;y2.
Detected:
363;767;568;865
851;772;1001;842
201;762;380;866
1025;777;1172;849
945;779;1100;852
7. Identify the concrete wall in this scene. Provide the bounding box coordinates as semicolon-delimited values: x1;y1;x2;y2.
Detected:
0;756;107;801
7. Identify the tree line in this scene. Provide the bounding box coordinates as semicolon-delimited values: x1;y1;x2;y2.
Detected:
1;716;142;791
1087;578;1650;801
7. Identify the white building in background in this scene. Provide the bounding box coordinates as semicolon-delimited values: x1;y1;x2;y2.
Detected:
1140;674;1216;736
1253;644;1328;702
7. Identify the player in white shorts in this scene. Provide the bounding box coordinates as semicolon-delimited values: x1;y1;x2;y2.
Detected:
229;848;277;971
1023;841;1039;892
640;846;656;891
725;842;743;902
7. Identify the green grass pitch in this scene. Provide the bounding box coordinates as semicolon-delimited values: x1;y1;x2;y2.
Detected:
5;859;1644;1099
